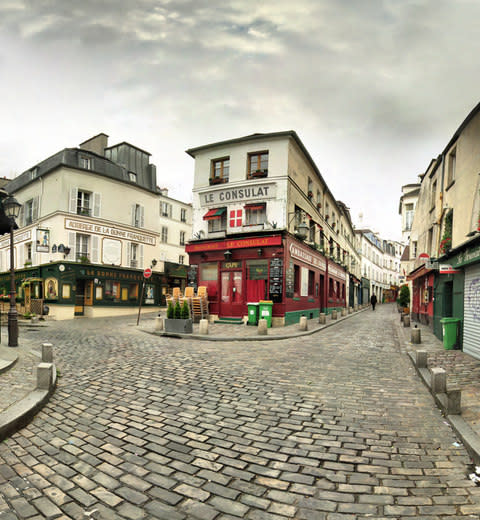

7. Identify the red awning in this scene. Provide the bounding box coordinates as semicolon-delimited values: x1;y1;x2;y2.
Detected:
203;208;226;220
244;204;265;211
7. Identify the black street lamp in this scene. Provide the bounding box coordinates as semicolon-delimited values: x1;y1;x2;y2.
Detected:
3;196;22;347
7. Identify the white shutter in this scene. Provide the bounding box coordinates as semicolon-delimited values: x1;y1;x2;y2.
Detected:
139;245;144;269
18;205;24;227
93;192;101;217
464;264;480;360
31;243;36;265
68;232;76;260
131;205;136;226
126;242;131;267
140;205;145;228
91;235;99;263
69;188;78;213
18;244;24;268
32;196;39;221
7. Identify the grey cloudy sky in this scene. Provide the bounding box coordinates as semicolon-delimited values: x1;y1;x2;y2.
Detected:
1;0;479;241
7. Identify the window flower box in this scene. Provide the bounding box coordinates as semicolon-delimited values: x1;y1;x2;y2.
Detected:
210;177;225;185
308;191;313;198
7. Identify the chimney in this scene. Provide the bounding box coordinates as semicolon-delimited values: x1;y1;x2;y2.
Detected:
79;133;109;156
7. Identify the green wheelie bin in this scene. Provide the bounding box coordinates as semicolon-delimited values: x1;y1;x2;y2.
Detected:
247;303;259;326
440;317;461;350
258;300;273;328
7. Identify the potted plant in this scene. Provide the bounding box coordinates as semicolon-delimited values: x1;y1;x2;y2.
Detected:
164;299;193;333
399;284;410;314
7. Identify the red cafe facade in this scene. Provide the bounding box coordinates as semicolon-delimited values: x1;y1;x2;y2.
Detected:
186;231;347;326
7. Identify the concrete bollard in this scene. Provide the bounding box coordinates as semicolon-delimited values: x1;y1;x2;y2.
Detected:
446;390;461;415
318;313;326;325
341;308;347;317
331;310;338;320
37;363;53;390
299;316;308;331
258;319;268;335
199;319;209;335
431;367;447;394
42;343;53;363
403;316;411;327
416;350;428;368
411;327;421;344
354;305;358;312
155;316;164;331
348;307;353;314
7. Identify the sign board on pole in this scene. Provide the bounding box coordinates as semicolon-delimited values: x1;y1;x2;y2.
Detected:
143;267;152;279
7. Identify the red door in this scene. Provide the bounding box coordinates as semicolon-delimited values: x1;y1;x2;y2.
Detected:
220;271;244;317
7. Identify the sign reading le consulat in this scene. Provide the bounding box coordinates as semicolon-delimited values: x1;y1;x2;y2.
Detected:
201;182;276;206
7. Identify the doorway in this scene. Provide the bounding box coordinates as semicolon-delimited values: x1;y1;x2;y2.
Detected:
220;271;244;317
75;280;93;316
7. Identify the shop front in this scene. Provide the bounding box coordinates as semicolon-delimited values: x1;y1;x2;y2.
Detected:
408;265;435;328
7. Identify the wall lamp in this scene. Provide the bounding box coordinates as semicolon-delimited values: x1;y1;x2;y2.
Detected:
287;211;309;240
257;248;263;257
224;250;232;261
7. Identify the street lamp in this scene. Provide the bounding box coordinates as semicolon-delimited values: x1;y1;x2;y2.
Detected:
287;211;309;240
3;196;21;347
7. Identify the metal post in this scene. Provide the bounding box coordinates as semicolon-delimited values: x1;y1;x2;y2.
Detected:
136;280;145;326
8;224;18;347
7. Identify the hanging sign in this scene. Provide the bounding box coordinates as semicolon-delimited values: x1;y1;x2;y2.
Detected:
439;264;461;274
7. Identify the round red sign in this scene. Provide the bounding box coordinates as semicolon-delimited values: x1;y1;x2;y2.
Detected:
143;268;152;279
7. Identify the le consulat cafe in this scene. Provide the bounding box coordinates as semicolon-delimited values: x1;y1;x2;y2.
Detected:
185;180;348;326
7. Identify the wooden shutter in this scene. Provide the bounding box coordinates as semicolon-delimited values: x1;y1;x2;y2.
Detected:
68;232;76;259
91;235;99;263
69;188;78;213
139;245;144;269
93;192;101;217
126;242;131;267
32;196;39;221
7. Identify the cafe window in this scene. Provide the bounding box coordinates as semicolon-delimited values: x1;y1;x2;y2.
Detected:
329;278;334;297
129;283;139;299
200;263;218;281
247;260;268;301
308;270;315;296
294;264;300;295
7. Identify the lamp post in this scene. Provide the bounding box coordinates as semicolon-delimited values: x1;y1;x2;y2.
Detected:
3;196;22;347
287;212;309;240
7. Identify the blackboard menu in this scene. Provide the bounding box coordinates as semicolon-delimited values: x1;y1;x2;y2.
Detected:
269;258;284;302
187;265;198;290
285;260;294;298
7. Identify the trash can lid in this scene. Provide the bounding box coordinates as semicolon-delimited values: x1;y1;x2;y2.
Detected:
440;317;461;323
247;302;259;306
259;300;273;304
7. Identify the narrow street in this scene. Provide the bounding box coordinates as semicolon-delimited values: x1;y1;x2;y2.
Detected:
0;305;479;519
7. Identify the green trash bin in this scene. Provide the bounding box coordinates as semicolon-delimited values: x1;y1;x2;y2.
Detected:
440;317;461;350
247;302;259;326
259;300;273;328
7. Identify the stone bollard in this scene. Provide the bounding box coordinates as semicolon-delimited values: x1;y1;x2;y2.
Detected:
199;319;209;335
348;307;353;314
341;308;347;317
258;319;268;335
318;313;326;325
37;363;53;390
155;316;164;331
430;367;447;394
331;310;338;320
42;343;53;363
354;305;358;312
299;316;308;331
446;389;461;415
416;350;428;369
403;315;411;327
411;327;421;344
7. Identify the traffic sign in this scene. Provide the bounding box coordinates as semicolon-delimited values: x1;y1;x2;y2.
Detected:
143;267;152;278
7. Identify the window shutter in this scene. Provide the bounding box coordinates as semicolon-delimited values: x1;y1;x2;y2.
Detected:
69;188;78;213
31;243;36;265
126;242;131;267
32;196;39;221
139;245;144;269
131;205;136;226
68;232;76;259
91;236;99;263
93;193;101;217
140;206;145;228
18;244;24;268
18;205;24;227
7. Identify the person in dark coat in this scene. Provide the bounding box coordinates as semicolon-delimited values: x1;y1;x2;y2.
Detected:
370;293;377;310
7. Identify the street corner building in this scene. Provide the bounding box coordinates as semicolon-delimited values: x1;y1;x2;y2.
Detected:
185;131;366;326
0;133;192;320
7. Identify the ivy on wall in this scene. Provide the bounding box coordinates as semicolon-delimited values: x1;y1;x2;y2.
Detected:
439;210;453;256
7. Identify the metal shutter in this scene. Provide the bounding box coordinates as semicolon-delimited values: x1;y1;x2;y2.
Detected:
464;264;480;360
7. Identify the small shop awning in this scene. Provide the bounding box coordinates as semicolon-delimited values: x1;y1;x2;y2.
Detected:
203;208;226;220
244;203;265;211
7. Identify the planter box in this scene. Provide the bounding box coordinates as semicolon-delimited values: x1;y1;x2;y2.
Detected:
164;318;193;334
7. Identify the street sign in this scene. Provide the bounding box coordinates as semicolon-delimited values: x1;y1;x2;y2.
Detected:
143;267;152;279
439;264;460;274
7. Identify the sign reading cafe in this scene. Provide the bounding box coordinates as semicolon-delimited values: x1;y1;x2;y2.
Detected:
200;183;276;206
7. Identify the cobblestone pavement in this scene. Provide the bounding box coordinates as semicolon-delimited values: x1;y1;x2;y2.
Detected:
1;305;480;519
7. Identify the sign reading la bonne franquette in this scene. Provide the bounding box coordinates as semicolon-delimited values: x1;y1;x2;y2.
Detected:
65;219;156;246
200;183;276;206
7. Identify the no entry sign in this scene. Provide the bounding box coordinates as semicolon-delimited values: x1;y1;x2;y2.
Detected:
143;267;152;279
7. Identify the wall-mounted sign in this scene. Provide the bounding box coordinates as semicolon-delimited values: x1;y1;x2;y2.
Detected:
186;235;282;252
36;229;50;252
200;183;276;207
289;243;326;270
65;219;156;246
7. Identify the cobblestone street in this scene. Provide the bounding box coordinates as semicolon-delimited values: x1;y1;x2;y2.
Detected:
1;304;480;519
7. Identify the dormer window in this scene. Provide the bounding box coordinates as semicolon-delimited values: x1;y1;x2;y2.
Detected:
129;172;137;183
79;156;92;170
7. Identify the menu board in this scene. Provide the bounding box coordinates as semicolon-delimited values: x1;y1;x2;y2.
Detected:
269;258;284;302
285;260;294;299
187;265;198;290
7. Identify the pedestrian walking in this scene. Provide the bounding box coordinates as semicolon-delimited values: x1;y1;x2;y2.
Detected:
370;293;377;310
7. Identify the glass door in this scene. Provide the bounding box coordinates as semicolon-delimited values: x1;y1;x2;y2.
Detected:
220;271;244;317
